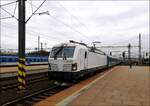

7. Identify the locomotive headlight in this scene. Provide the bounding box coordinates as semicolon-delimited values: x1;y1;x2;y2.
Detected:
48;63;51;70
72;63;77;71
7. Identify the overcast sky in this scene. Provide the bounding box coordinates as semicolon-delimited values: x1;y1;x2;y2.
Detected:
0;0;149;55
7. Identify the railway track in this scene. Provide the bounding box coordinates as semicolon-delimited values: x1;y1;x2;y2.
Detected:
0;72;48;90
0;70;70;106
0;65;114;106
0;71;50;105
2;85;68;106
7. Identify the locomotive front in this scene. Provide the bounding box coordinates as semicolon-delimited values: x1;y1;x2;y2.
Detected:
48;43;78;81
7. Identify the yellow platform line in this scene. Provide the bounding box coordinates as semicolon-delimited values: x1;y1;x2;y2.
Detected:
56;67;116;106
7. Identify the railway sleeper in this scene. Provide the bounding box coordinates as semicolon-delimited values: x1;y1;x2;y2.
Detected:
31;97;43;101
37;95;47;99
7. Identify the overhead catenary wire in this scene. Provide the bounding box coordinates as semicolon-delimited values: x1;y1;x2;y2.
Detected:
26;1;92;42
13;1;17;16
29;0;34;14
0;1;18;20
1;22;48;48
26;2;70;39
1;21;64;42
1;22;17;30
0;7;18;20
2;0;92;48
49;15;91;41
2;33;37;43
0;0;17;7
28;29;62;41
109;34;140;46
57;2;90;33
0;16;14;20
48;12;92;42
0;0;46;22
26;0;47;23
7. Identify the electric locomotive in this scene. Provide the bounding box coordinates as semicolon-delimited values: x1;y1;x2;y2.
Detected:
48;40;121;82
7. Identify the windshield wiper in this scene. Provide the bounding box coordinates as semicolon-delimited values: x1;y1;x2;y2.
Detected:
54;46;64;60
63;52;67;60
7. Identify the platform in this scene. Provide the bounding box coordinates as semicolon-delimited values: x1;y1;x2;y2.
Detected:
0;65;48;73
0;65;48;78
0;62;48;67
34;66;150;106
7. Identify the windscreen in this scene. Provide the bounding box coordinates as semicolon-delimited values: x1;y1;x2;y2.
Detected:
50;46;75;58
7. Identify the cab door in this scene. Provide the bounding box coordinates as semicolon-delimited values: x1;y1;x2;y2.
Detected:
84;51;88;69
80;49;84;70
80;49;88;70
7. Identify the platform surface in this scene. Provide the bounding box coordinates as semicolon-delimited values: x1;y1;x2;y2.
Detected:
0;65;48;73
35;66;150;106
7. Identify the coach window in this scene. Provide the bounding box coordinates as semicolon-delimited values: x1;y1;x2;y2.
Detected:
85;52;87;58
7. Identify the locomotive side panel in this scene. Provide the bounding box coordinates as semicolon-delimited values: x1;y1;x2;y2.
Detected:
87;51;107;69
73;46;88;72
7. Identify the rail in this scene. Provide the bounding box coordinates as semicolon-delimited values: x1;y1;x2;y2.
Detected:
1;72;48;91
1;85;65;106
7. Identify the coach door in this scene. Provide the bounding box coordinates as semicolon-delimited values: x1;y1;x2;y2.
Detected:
84;51;88;69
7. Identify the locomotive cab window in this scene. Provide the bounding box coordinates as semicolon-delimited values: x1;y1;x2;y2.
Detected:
50;46;75;58
85;51;87;58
